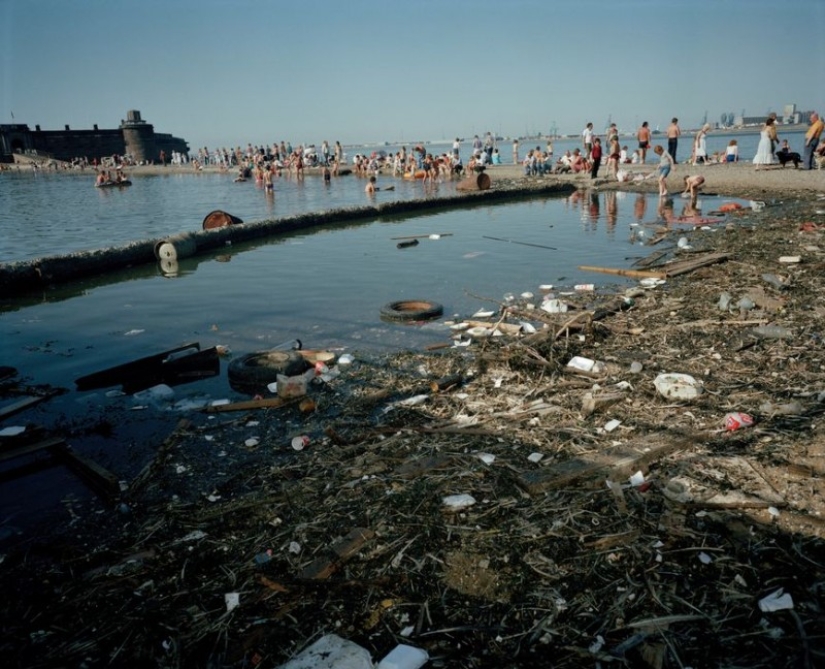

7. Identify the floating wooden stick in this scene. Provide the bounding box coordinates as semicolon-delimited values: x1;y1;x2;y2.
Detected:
483;236;557;251
578;265;666;279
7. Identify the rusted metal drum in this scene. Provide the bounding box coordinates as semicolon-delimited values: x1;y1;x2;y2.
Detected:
202;210;243;230
456;172;491;191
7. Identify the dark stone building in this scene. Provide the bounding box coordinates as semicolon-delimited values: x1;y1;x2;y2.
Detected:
0;110;189;163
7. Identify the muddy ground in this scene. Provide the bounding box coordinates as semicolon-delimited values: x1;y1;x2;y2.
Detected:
1;171;824;668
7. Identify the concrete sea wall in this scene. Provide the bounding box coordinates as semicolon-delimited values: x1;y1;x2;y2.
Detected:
0;183;573;297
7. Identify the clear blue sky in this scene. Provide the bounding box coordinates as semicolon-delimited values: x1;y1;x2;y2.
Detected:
2;0;823;149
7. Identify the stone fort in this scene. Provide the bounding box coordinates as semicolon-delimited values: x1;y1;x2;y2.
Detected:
0;110;189;163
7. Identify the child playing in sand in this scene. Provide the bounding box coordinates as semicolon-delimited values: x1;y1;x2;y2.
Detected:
682;174;705;199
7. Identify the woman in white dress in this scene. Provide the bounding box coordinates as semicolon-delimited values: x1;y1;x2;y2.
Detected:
753;118;776;170
692;123;711;165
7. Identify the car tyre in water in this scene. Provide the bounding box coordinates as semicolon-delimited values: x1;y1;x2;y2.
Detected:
380;300;444;322
227;350;310;393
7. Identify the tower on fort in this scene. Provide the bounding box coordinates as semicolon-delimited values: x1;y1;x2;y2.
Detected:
120;110;157;164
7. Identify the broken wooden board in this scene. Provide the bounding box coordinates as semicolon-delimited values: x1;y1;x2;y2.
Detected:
204;397;296;413
661;252;729;277
395;455;456;479
517;437;691;495
744;286;785;313
299;528;375;580
0;436;65;463
0;394;57;421
53;446;120;501
662;456;785;508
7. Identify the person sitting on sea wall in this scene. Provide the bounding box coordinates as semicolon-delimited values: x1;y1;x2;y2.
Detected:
554;150;573;174
523;150;536;176
569;148;586;173
542;151;554;174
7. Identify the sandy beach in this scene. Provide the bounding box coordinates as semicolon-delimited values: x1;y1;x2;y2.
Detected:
9;152;821;198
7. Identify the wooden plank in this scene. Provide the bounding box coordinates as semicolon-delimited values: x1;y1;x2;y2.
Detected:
332;528;375;560
578;265;666;279
662;252;729;277
0;394;54;421
0;436;65;463
204;397;296;413
53;446;120;501
517;438;690;495
299;527;375;581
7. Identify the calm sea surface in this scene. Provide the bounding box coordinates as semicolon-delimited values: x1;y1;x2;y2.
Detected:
0;135;774;528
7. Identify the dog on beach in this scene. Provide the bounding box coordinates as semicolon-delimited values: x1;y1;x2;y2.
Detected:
775;148;801;168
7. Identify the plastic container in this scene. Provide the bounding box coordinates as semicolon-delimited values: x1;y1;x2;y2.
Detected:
377;644;429;669
541;299;568;314
277;372;309;399
566;356;605;374
574;284;595;292
752;325;793;340
717;292;733;311
653;373;703;401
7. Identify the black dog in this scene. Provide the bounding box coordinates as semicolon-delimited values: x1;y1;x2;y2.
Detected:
775;148;801;168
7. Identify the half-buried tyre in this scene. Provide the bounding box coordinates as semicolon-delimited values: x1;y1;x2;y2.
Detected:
228;350;310;393
380;300;444;322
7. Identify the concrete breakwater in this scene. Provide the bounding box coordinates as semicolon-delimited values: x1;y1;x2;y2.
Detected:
0;182;573;297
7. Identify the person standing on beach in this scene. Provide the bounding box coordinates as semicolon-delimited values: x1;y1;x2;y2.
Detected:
582;122;594;159
484;132;495;161
453;138;461;161
767;112;779;155
666;118;681;163
512;138;519;165
606;132;621;178
803;112;824;170
637;122;651;163
753;117;776;170
692;124;710;165
589;137;603;179
654;145;674;196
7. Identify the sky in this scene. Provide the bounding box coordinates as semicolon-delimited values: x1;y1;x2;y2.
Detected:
2;0;824;150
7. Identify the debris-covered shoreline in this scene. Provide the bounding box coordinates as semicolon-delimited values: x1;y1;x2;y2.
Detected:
2;178;825;668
